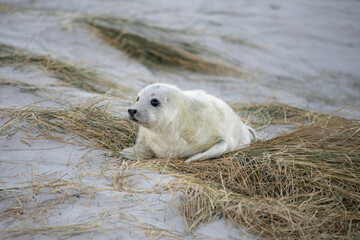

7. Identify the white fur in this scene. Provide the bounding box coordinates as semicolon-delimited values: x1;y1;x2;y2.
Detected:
121;83;258;163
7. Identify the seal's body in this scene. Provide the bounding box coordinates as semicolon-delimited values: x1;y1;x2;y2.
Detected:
122;83;257;163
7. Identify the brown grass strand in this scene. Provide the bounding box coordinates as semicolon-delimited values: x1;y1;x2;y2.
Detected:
82;16;246;77
140;117;360;239
1;103;359;239
0;44;127;96
232;102;330;128
1;102;137;155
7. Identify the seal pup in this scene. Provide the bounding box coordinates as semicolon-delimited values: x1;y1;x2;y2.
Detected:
121;83;258;163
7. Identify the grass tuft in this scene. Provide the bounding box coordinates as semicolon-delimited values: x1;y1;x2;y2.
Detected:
1;102;359;239
232;102;329;128
81;16;247;77
0;44;128;97
1;100;137;155
157;116;360;239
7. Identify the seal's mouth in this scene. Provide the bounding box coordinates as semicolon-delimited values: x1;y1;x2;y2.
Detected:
127;114;150;127
129;115;138;122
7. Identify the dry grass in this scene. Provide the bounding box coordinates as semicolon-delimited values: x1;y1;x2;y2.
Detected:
155;116;360;239
0;100;137;155
0;77;42;94
1;181;87;223
1;221;103;238
232;102;328;129
81;16;247;77
0;173;103;239
1;103;359;239
0;44;129;97
221;35;263;50
175;183;221;234
0;44;23;55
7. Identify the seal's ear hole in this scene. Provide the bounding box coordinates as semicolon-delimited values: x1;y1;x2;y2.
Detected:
150;98;160;107
136;96;139;102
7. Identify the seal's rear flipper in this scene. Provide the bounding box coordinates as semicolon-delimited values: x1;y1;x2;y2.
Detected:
247;126;261;142
185;140;227;163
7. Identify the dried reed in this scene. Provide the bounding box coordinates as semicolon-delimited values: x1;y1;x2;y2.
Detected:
0;101;137;155
152;116;360;239
82;16;246;77
232;102;327;128
1;103;359;239
0;44;127;96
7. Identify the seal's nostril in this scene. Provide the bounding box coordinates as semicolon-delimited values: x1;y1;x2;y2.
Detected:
128;109;138;117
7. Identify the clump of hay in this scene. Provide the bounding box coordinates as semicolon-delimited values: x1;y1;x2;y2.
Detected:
175;183;222;234
1;103;359;239
0;170;106;238
155;116;360;239
0;77;40;93
82;16;246;77
232;102;328;128
1;180;87;224
0;44;22;55
1;101;137;155
0;44;128;97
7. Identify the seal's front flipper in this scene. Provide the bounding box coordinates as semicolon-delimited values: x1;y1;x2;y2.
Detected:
185;140;227;163
120;147;153;160
120;147;138;160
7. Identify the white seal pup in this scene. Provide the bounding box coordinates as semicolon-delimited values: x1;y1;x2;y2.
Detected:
121;83;258;163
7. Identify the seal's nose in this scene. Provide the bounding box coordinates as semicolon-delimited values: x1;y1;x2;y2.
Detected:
128;108;138;117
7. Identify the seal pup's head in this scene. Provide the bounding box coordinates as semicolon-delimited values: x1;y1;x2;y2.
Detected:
127;83;182;129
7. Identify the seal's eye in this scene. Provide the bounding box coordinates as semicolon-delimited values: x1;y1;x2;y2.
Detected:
136;97;139;102
150;98;160;107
